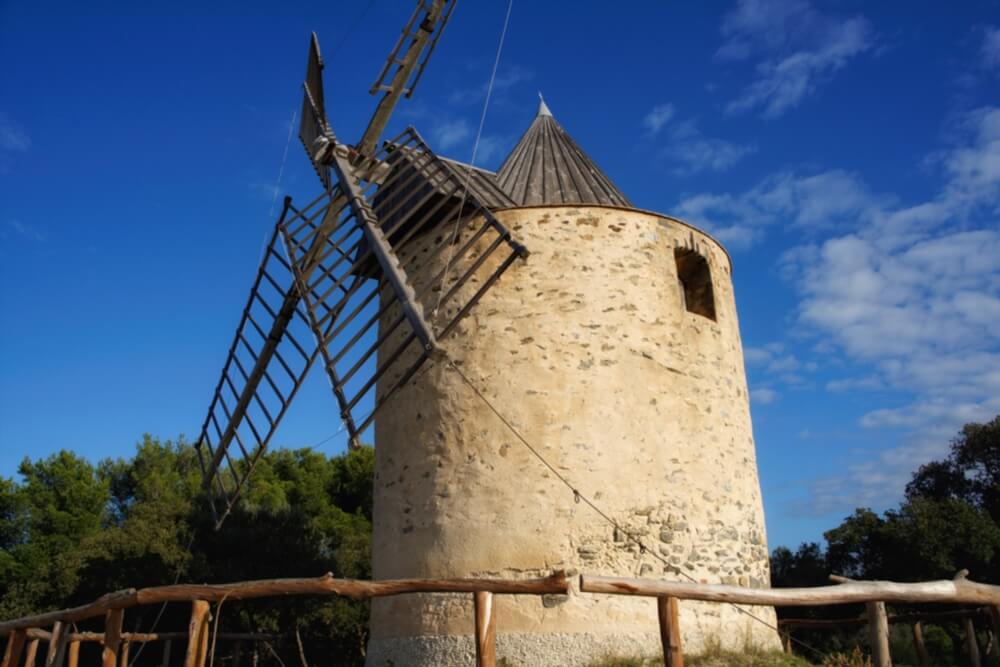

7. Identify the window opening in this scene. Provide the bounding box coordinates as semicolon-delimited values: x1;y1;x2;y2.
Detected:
675;248;716;321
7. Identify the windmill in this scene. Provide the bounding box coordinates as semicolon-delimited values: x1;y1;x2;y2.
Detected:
195;0;528;528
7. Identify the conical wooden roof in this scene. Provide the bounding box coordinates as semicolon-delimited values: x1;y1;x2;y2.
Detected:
496;98;631;207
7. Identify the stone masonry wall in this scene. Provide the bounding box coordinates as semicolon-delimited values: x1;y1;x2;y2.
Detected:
366;205;778;666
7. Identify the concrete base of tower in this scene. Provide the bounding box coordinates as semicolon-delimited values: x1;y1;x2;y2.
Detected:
365;598;782;666
366;631;663;667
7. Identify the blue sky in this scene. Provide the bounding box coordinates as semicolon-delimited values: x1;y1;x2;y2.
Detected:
1;0;999;551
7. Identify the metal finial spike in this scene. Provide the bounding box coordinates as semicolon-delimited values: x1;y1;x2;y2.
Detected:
537;92;552;117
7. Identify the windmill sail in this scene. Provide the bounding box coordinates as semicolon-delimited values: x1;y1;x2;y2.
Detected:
196;9;527;528
287;128;526;436
194;204;322;525
197;131;526;527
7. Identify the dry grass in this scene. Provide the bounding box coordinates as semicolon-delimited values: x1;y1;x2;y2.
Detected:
684;635;813;667
583;647;873;667
818;648;872;667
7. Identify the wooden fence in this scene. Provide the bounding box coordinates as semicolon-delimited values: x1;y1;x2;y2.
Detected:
580;570;1000;667
6;570;1000;667
0;572;569;667
778;607;996;666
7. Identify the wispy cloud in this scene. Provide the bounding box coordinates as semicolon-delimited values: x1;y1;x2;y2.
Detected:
643;103;755;175
5;220;46;242
826;375;883;393
448;65;533;106
983;26;1000;70
806;402;1000;515
675;169;878;250
717;0;874;118
642;104;675;135
472;134;511;168
745;341;811;387
750;387;780;404
431;119;471;151
667;119;756;174
0;113;30;152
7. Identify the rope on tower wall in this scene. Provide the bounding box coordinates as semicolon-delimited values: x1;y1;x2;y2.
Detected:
443;358;829;660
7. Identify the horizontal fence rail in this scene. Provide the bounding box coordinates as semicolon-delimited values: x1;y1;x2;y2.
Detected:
579;571;1000;606
0;572;569;667
580;570;1000;667
6;570;1000;667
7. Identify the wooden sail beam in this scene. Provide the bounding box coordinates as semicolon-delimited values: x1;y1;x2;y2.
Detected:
358;0;454;157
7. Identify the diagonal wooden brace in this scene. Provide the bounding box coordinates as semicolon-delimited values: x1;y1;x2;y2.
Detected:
329;148;437;353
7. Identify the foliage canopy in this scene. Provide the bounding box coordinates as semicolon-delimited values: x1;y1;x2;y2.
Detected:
0;437;374;665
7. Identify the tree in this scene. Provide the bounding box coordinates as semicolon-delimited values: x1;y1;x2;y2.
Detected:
771;416;1000;663
0;438;376;665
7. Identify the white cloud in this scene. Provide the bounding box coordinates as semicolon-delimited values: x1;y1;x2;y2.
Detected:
686;106;1000;515
744;342;811;393
643;104;675;135
825;375;883;393
675;169;877;250
448;65;532;106
806;399;1000;515
983;26;1000;70
5;220;46;242
644;105;754;174
666;120;756;174
0;113;30;152
717;0;874;118
473;134;510;167
861;396;1000;430
751;387;780;404
778;108;1000;514
939;107;1000;210
744;344;780;365
431;119;471;151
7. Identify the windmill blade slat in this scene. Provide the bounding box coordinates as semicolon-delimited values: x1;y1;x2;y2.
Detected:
195;203;324;527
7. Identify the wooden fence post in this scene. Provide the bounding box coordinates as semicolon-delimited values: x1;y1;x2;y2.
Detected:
988;607;1000;658
657;597;683;667
44;621;70;667
65;642;79;667
867;601;890;667
161;639;172;667
1;630;26;667
964;616;982;667
118;641;130;667
911;621;930;666
183;601;211;667
23;638;40;667
102;609;124;667
473;591;496;667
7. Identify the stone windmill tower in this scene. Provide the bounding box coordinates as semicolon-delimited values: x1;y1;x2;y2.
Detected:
364;99;777;664
193;4;776;663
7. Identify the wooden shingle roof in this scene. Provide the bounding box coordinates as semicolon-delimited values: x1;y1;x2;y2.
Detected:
495;99;631;207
